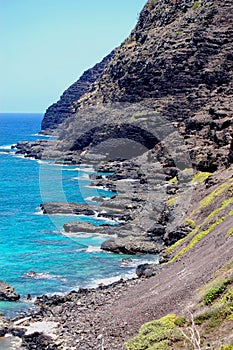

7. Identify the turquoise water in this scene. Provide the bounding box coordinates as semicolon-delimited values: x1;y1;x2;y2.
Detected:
0;113;157;317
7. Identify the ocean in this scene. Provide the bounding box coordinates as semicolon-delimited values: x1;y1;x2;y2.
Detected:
0;113;157;319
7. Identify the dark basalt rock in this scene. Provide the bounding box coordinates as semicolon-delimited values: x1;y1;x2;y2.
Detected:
63;221;107;233
22;332;58;350
0;281;20;301
136;263;161;278
40;202;96;216
41;50;115;133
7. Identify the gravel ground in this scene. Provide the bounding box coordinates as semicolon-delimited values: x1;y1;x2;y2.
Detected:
19;214;233;350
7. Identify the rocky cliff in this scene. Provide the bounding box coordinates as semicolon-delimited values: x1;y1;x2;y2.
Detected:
41;50;114;133
16;0;233;256
7;1;233;349
72;0;233;171
40;0;232;170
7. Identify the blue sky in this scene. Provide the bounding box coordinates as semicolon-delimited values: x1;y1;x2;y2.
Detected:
0;0;146;113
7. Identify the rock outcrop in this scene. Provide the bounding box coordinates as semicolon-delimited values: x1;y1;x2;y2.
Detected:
41;50;115;133
15;0;233;256
0;281;20;302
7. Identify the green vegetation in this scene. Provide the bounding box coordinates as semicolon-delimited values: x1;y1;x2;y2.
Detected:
166;196;178;206
165;224;201;254
192;178;233;215
207;198;233;221
125;314;184;350
192;171;211;183
218;346;233;350
185;218;195;228
193;1;200;10
169;217;225;263
227;227;233;236
165;180;233;258
203;278;232;305
194;300;233;328
126;261;233;350
215;289;233;309
169;176;178;184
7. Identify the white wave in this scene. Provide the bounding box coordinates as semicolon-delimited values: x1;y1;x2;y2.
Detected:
22;271;63;280
87;271;137;288
120;255;159;268
32;133;56;138
37;160;72;167
0;144;13;150
72;173;90;180
68;166;95;173
63;230;115;239
14;154;36;161
94;212;122;224
36;159;50;165
85;184;112;191
85;245;102;253
0;151;13;155
34;208;44;215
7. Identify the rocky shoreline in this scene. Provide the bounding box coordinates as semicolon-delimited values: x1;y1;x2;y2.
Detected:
1;0;232;348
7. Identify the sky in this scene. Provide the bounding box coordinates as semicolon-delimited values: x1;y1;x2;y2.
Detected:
0;0;147;113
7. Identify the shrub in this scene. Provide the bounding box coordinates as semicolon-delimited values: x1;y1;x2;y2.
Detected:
193;1;200;10
203;278;232;305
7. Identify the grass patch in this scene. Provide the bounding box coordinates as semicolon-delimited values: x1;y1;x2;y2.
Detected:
206;198;233;221
169;217;225;263
166;193;232;257
195;300;233;328
193;1;200;10
166;196;178;206
192;171;211;183
169;176;178;184
203;278;232;305
125;314;183;350
165;225;201;254
192;178;233;215
185;218;195;228
227;227;233;237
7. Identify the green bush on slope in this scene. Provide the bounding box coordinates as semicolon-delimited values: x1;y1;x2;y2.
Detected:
125;314;183;350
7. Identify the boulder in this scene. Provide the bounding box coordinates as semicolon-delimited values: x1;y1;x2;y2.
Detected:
0;281;20;301
101;237;164;255
64;221;106;233
0;315;11;336
40;202;96;216
136;263;161;278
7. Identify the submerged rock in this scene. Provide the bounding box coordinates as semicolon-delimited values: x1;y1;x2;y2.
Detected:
0;281;20;302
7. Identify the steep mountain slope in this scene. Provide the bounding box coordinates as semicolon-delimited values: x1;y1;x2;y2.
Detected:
72;0;232;170
41;50;114;133
16;0;233;256
38;0;233;171
5;1;233;349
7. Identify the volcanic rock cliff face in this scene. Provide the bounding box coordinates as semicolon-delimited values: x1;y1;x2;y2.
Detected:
18;0;232;256
72;0;232;171
41;50;114;133
40;0;233;170
9;2;233;348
